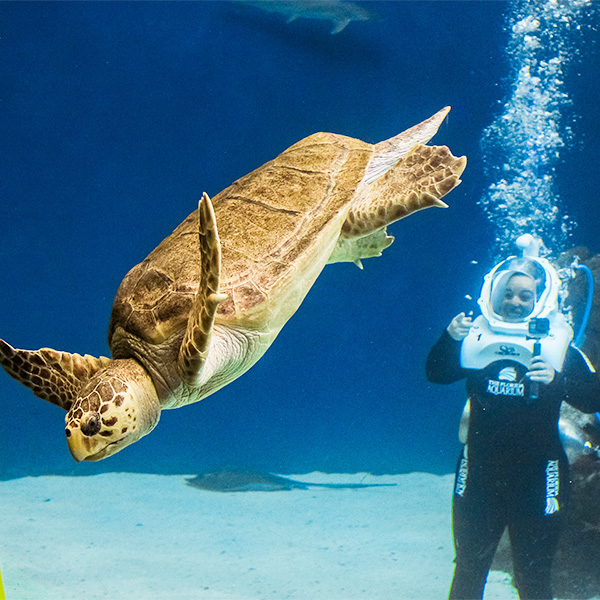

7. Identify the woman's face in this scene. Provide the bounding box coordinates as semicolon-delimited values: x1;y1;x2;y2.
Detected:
498;274;536;322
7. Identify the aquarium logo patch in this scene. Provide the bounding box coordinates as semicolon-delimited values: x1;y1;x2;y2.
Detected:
486;379;525;397
455;452;468;497
498;367;517;381
545;460;560;515
487;367;524;396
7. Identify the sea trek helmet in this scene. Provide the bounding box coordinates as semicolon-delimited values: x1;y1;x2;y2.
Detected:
478;234;562;335
461;234;573;373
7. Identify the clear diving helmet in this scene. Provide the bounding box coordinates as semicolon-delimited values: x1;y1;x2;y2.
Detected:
460;234;573;373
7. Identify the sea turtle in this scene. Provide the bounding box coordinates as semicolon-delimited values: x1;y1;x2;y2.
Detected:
0;107;466;462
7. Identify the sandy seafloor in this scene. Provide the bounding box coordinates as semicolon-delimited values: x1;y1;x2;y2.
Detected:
0;471;524;600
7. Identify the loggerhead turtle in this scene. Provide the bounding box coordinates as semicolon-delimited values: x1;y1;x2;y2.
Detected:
0;107;466;462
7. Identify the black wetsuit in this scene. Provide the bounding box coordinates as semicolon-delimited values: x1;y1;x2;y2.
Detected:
426;329;600;600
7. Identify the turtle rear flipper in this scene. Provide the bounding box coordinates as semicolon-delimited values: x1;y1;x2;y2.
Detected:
331;143;466;266
0;339;110;410
364;106;451;185
177;193;227;384
328;108;466;267
344;143;467;237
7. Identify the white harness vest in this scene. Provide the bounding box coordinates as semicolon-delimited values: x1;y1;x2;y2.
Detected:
460;313;573;373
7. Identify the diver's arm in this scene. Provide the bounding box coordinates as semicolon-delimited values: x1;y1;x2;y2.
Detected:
447;312;473;341
426;328;468;384
560;347;600;413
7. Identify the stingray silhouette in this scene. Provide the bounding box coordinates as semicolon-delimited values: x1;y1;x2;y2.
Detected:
186;469;396;492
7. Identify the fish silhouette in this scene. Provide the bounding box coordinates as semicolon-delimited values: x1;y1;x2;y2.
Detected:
237;0;377;34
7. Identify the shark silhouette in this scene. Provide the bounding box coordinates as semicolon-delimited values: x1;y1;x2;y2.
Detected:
238;0;377;34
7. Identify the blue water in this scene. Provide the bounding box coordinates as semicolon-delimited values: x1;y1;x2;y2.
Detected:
0;0;598;479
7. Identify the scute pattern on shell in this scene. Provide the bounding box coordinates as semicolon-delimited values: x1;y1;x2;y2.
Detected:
109;260;197;346
109;132;372;345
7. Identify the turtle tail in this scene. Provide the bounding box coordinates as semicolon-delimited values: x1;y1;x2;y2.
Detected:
0;339;111;411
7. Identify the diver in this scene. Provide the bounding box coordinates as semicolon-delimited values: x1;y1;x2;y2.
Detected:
426;235;600;600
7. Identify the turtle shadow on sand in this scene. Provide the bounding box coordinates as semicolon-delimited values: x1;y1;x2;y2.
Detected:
185;469;396;492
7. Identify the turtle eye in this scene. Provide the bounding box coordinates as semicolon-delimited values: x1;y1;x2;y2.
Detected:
80;413;102;437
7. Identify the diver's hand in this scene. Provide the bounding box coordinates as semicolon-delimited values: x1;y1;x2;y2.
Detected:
447;313;473;341
528;356;555;385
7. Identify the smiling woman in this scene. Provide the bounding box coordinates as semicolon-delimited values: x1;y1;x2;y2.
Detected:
492;272;536;322
427;239;600;599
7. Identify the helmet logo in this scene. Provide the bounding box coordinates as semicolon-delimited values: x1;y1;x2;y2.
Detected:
495;345;520;357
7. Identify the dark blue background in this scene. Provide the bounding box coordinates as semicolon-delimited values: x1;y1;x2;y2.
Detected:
1;1;598;478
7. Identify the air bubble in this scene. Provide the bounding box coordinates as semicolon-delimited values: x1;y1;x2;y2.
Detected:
478;0;592;258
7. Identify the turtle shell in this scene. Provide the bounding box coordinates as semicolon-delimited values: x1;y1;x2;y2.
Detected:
108;132;372;346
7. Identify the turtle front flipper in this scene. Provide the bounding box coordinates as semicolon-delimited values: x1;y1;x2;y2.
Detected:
0;339;111;410
177;193;227;384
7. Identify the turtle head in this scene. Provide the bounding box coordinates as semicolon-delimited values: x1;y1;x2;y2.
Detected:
65;359;161;462
0;340;161;462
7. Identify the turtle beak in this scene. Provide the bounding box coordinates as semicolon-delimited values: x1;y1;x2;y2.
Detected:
66;427;91;462
66;427;109;462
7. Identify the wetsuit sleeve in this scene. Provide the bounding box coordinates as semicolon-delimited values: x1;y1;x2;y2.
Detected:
559;346;600;414
426;329;468;384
